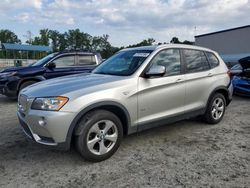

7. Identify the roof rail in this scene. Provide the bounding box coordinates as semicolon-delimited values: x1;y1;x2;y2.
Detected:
58;48;98;54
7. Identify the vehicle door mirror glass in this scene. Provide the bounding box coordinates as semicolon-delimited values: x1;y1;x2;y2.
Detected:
47;62;56;69
145;65;166;77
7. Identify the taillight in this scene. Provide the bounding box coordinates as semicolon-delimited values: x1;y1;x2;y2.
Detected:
227;70;231;78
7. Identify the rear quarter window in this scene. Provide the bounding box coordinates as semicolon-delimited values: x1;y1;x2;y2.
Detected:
78;55;96;66
206;52;220;68
183;49;210;73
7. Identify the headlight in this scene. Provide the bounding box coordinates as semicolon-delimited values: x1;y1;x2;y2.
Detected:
0;72;17;77
31;96;69;111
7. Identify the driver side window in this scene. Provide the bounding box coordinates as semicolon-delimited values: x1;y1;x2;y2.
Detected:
150;49;181;76
52;55;75;68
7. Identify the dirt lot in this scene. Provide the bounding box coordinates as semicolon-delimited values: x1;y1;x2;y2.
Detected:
0;95;249;187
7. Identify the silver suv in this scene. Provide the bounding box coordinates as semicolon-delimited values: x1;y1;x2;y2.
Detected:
17;44;233;161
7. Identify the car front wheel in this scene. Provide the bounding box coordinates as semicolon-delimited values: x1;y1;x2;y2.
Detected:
75;110;123;162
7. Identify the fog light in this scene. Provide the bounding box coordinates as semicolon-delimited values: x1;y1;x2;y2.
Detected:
38;117;46;127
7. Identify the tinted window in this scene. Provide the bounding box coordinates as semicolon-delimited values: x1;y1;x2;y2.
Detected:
150;49;181;76
52;56;75;68
78;55;96;65
183;49;209;73
206;52;219;68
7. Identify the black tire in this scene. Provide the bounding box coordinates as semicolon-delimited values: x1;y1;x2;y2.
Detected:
203;93;226;124
19;81;37;92
75;110;123;162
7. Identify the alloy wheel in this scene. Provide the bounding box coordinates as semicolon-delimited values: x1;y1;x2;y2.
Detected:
86;120;118;155
211;97;224;120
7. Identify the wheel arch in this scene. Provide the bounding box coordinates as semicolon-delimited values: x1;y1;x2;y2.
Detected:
65;101;131;149
18;76;45;91
207;86;231;107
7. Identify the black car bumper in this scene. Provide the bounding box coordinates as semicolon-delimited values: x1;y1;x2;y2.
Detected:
0;77;19;98
0;83;17;98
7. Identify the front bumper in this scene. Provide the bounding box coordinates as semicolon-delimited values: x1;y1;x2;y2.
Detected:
0;77;19;98
17;108;76;150
0;84;17;97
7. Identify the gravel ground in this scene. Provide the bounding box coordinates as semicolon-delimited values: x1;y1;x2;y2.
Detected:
0;95;249;187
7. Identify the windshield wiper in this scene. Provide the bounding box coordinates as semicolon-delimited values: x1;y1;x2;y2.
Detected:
94;71;109;75
94;72;123;76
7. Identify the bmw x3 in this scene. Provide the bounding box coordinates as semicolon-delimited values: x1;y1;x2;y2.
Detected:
17;44;233;161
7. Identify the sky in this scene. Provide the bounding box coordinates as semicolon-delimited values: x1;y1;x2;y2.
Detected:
0;0;250;47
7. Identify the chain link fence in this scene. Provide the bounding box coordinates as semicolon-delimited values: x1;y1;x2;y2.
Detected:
0;59;37;68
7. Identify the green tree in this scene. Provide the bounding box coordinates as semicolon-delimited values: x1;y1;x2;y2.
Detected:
39;29;49;46
91;34;119;59
65;29;92;50
170;37;181;44
48;30;61;51
127;38;155;48
170;37;194;45
0;29;21;43
182;40;194;45
0;29;21;58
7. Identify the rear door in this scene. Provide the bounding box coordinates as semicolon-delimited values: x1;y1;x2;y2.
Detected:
74;54;98;74
182;49;214;111
137;48;186;126
44;54;77;79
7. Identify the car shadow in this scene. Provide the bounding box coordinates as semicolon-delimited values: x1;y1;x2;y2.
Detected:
0;116;209;165
0;95;17;104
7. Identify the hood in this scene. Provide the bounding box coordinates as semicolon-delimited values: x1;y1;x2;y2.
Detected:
21;73;129;97
239;56;250;70
0;65;43;75
1;66;26;73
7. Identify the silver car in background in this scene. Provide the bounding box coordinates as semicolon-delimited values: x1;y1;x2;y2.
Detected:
17;44;233;161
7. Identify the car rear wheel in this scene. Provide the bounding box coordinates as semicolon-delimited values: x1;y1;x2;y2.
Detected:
75;110;123;162
203;93;226;124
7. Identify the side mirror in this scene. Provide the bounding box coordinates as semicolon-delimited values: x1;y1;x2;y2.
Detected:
47;62;56;69
145;65;166;78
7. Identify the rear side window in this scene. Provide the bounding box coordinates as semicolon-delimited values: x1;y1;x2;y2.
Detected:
183;49;210;73
78;55;96;66
206;52;219;68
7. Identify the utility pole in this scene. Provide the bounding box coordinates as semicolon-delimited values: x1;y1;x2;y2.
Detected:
23;30;33;44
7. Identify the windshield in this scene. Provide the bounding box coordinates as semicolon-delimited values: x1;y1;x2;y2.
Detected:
93;50;152;76
30;53;56;67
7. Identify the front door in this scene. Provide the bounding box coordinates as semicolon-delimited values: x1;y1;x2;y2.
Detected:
137;48;186;128
44;55;77;79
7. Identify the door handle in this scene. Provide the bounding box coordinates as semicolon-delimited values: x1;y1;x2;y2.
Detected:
175;78;183;83
207;73;213;77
